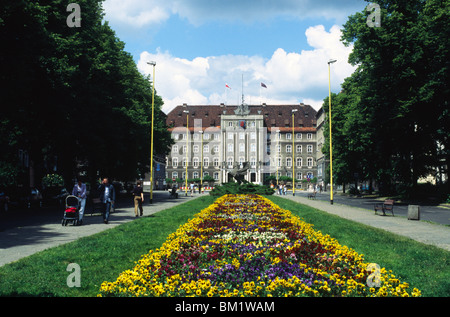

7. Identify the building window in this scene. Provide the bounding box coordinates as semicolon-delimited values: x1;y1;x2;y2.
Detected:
203;158;209;167
307;145;313;154
296;133;302;139
277;158;281;167
172;145;178;153
214;133;219;140
307;157;313;167
250;143;256;152
286;133;291;140
296;157;302;167
204;133;210;140
203;145;209;153
214;172;219;180
228;133;233;140
239;133;245;140
250;132;256;139
296;172;302;180
183;145;187;153
296;145;302;153
250;157;256;167
172;157;178;167
307;133;312;140
172;172;178;179
286;158;292;167
277;145;281;153
228;144;234;152
183;159;188;167
228;121;233;127
193;133;199;140
193;171;199;179
213;158;219;167
227;158;233;168
193;145;199;153
193;157;199;167
286;145;292;153
213;145;219;153
239;143;245;152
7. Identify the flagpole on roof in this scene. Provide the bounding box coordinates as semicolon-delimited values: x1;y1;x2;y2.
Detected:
241;74;244;105
225;83;231;105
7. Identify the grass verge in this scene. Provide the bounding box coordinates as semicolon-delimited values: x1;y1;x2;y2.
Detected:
266;195;450;297
0;195;217;297
0;194;448;297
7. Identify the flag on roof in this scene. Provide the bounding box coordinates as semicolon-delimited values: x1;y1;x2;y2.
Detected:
261;82;267;88
225;83;231;89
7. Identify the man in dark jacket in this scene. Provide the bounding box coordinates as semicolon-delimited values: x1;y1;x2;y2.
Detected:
98;178;115;224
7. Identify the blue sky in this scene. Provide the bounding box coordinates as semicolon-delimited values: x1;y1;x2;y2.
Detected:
102;0;368;113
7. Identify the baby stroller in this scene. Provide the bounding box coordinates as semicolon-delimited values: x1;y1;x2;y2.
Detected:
62;195;80;226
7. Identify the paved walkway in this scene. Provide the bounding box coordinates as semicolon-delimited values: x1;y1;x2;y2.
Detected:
2;191;449;268
0;191;194;267
280;194;450;252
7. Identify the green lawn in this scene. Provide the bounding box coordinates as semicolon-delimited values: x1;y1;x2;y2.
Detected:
0;194;448;297
0;195;217;297
267;195;450;297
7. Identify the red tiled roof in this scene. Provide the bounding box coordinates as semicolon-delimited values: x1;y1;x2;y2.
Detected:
166;104;317;131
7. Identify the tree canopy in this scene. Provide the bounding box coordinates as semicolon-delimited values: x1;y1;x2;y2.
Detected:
322;0;449;197
0;0;172;187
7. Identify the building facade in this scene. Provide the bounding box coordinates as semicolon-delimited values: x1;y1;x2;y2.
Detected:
315;107;327;187
165;103;318;189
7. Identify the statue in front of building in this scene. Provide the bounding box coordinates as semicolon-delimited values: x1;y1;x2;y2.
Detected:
229;162;250;185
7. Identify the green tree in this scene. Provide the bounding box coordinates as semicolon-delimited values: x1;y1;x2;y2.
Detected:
0;0;172;186
337;0;449;195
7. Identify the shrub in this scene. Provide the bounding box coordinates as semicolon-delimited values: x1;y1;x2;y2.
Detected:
209;182;274;196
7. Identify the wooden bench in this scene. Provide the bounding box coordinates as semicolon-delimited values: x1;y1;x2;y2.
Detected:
307;192;316;199
374;199;394;216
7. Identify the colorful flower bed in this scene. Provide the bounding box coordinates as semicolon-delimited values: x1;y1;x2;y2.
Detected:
99;194;421;297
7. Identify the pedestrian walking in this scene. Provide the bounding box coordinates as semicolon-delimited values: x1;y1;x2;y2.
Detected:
283;184;287;195
98;178;115;224
72;179;86;225
133;181;144;217
190;182;194;197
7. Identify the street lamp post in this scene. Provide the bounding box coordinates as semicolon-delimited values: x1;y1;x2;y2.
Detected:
292;109;297;196
328;59;337;205
199;129;203;194
147;61;156;204
183;110;189;196
276;129;280;190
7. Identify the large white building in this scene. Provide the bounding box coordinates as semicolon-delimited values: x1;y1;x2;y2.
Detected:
165;103;318;189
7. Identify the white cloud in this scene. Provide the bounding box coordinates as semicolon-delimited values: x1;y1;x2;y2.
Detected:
103;0;364;27
170;0;363;26
102;0;172;27
138;25;355;114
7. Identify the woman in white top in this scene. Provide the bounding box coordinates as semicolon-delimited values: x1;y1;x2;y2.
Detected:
72;179;87;225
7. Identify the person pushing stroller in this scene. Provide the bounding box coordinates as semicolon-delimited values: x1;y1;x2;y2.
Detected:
72;179;86;225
